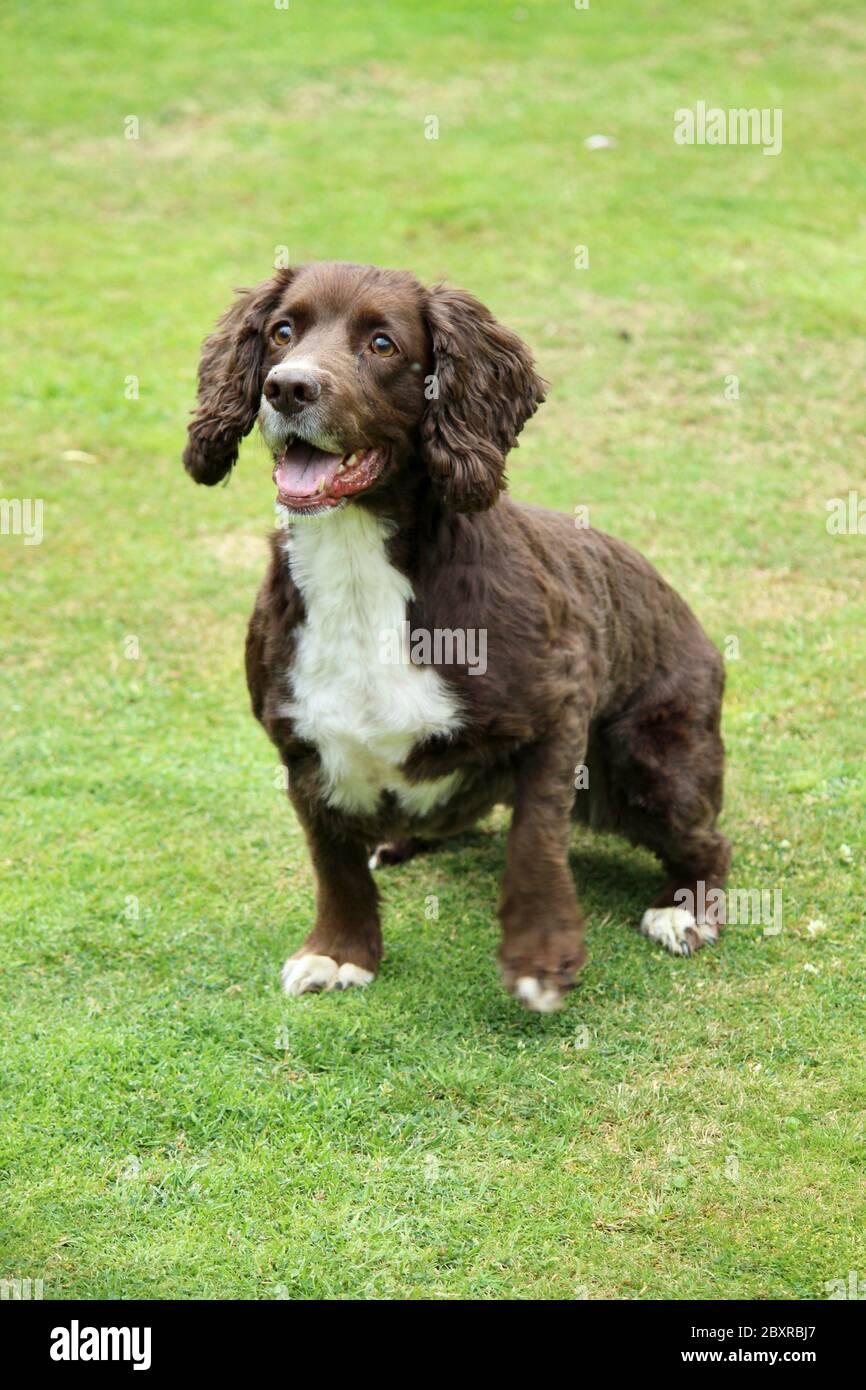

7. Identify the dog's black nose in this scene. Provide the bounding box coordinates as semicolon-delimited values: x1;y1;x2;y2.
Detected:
264;367;322;415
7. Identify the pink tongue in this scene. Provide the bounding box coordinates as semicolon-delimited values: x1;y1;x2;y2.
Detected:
275;441;343;498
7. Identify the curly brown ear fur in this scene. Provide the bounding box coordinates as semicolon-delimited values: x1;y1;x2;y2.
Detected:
419;284;545;513
182;272;292;485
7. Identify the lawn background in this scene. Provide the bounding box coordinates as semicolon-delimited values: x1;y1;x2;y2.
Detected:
1;0;864;1299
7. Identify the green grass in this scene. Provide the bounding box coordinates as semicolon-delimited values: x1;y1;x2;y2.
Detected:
1;0;865;1300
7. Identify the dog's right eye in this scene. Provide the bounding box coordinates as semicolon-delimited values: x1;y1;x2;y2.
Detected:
271;322;293;346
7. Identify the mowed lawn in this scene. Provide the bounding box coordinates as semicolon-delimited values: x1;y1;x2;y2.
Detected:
1;0;864;1300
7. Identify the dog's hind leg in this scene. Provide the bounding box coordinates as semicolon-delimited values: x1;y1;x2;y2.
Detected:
639;825;731;957
600;659;731;957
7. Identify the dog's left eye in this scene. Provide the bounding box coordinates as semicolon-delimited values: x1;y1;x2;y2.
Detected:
271;322;293;345
370;333;397;357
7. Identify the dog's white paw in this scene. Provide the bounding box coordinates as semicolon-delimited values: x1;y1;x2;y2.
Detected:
513;975;565;1014
640;906;717;957
333;962;375;989
281;953;374;996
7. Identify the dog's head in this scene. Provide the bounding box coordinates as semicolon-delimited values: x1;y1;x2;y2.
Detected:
183;260;544;515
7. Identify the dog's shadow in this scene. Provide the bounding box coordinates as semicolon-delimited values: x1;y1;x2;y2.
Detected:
421;824;660;909
384;824;664;1031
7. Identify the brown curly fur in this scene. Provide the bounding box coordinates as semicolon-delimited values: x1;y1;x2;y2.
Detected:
182;260;730;1009
420;284;544;512
183;271;294;485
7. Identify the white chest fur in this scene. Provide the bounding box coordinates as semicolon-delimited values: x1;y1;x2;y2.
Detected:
280;507;463;816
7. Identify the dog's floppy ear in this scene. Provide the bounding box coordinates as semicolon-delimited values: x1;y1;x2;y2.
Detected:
183;272;292;485
419;284;545;513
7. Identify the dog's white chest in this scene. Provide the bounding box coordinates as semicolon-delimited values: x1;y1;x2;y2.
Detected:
281;508;462;816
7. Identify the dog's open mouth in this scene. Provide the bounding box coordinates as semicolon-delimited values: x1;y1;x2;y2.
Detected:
273;441;385;510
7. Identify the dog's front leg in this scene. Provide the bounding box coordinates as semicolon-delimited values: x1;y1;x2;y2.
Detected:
281;797;382;997
498;731;588;1013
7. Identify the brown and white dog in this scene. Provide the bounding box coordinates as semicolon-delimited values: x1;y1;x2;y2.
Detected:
183;261;730;1012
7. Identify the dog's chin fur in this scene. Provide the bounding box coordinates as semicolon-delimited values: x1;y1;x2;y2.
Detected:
275;498;349;524
186;259;730;1012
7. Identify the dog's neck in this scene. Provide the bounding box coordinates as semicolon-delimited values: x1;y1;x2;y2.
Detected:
282;503;407;605
276;452;440;583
